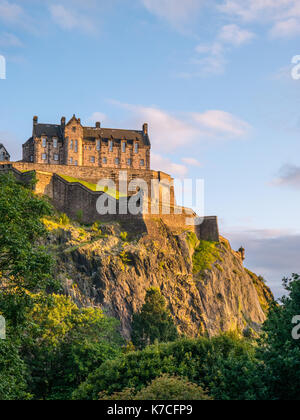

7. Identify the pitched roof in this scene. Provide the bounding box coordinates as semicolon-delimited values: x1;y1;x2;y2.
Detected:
33;124;64;140
83;127;150;146
0;144;10;156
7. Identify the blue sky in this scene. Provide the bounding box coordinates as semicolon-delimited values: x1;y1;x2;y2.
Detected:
1;0;300;297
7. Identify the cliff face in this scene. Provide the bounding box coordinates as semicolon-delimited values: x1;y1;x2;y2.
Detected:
44;218;273;340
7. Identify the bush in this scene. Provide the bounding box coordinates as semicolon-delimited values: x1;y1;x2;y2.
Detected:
120;232;128;242
100;374;212;400
192;241;220;274
73;334;258;400
59;213;70;226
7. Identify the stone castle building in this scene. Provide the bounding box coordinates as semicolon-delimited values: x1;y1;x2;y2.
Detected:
22;115;150;170
0;143;10;161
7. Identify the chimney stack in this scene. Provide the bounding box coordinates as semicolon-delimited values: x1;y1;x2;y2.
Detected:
143;123;148;135
33;116;38;125
96;122;101;128
61;116;66;127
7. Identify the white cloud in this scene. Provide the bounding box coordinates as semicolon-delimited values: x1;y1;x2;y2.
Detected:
109;101;251;153
151;153;188;177
194;24;255;75
181;157;202;167
219;0;300;39
0;32;22;47
49;4;96;33
0;0;23;23
88;112;107;124
141;0;203;25
219;24;255;46
270;17;300;38
192;110;251;137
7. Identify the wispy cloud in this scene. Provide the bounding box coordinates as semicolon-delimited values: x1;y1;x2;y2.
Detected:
219;0;300;39
141;0;204;26
152;153;188;177
49;4;96;33
0;0;23;24
109;101;251;152
194;24;255;75
0;32;22;47
181;157;202;167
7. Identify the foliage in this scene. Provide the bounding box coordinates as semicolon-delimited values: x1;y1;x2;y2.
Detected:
0;174;54;293
0;340;30;400
192;241;220;274
59;213;70;226
131;288;179;349
76;210;83;223
120;232;128;242
256;274;300;400
100;374;212;400
74;333;257;400
186;232;199;250
21;294;124;400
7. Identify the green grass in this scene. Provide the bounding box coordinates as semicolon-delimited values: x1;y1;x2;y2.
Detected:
192;241;221;274
58;174;127;199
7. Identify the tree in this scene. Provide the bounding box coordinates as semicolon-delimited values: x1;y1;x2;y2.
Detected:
256;274;300;400
131;288;179;349
100;374;212;400
22;294;124;400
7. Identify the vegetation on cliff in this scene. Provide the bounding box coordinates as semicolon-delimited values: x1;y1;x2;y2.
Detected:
1;174;299;401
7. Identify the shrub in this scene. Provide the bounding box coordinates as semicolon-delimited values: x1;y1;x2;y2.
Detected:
59;213;70;226
192;241;220;274
120;232;128;242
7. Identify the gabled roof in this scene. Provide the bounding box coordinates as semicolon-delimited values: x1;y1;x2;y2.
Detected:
83;127;151;146
0;143;10;156
33;124;64;140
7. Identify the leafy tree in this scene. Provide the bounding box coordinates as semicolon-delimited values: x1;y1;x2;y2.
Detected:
0;174;54;294
22;294;123;400
0;340;30;400
74;333;257;400
131;288;179;349
256;274;300;400
100;374;212;400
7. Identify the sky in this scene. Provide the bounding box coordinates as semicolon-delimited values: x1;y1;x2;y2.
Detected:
1;0;300;298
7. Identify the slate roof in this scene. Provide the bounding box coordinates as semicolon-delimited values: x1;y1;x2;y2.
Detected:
33;124;64;140
83;127;150;146
0;143;10;156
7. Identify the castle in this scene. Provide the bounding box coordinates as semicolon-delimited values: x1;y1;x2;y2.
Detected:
0;115;219;242
23;115;150;170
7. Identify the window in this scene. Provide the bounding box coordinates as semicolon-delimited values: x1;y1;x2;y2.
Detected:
30;155;34;162
70;140;73;150
70;157;73;164
122;142;126;153
109;140;113;152
90;156;95;163
42;138;47;148
42;153;47;161
72;127;76;132
103;157;107;164
134;142;139;154
127;158;132;166
75;140;78;153
54;154;59;161
75;161;78;166
140;159;145;166
53;138;58;148
96;140;101;151
115;158;120;165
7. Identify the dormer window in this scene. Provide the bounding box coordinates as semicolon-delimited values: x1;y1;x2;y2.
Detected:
42;138;47;148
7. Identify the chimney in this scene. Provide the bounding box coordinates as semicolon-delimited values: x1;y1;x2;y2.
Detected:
33;116;38;125
96;122;101;128
143;123;148;135
61;116;66;127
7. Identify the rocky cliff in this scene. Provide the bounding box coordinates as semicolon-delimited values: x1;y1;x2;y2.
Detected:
44;217;273;340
